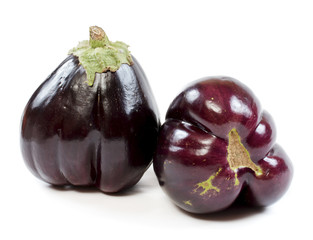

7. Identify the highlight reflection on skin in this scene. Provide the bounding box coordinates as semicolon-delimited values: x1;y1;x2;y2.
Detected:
256;123;266;135
205;100;222;114
172;129;189;143
230;95;252;117
194;148;210;156
263;156;278;167
185;89;200;103
169;145;183;152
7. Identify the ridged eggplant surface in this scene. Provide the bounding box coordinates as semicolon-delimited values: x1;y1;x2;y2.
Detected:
21;55;160;193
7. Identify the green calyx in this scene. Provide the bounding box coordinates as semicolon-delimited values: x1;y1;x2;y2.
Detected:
69;26;133;86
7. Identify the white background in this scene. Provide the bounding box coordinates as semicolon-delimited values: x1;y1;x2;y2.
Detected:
0;0;312;239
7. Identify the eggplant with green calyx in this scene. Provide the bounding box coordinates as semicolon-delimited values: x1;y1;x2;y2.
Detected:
21;26;160;193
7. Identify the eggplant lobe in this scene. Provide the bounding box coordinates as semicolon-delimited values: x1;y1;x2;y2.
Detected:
21;54;160;193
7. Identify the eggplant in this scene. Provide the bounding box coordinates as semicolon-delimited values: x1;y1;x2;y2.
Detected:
153;77;293;213
21;26;160;193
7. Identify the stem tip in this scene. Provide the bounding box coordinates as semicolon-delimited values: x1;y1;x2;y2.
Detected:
89;26;106;41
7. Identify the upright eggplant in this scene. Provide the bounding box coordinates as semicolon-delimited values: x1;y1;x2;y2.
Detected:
21;26;160;193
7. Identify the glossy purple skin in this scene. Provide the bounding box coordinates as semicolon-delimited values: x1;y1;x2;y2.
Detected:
21;55;160;193
154;76;293;214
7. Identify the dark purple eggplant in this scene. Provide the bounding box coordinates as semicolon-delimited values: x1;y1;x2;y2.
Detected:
153;76;293;213
21;26;160;193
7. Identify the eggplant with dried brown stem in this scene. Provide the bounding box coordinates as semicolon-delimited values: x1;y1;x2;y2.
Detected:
21;26;160;193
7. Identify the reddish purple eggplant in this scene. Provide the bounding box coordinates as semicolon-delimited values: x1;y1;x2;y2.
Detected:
154;76;293;214
21;26;160;193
